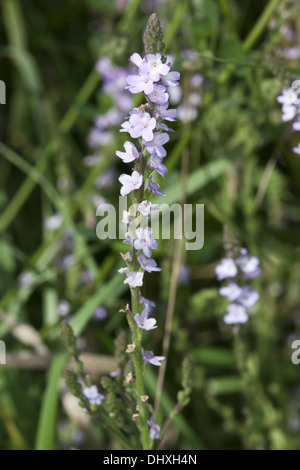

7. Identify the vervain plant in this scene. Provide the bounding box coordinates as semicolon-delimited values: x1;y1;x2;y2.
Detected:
62;14;192;451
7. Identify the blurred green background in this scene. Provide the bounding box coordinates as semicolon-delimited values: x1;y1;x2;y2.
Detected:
0;0;300;450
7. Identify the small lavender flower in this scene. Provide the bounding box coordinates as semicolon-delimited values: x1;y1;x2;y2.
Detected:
45;213;63;231
144;131;169;157
219;282;242;301
147;84;169;105
179;265;191;286
147;175;166;196
277;88;299;106
83;385;105;406
135;310;157;330
93;307;107;321
133;227;158;257
122;111;157;141
19;271;35;287
142;348;165;366
139;294;156;314
147;417;162;440
238;254;261;278
215;258;238;280
119;171;143;196
157;103;177;121
149;154;168;178
138;200;159;216
142;53;170;81
238;286;260;309
293;143;300;155
138;252;162;272
224;304;248;325
57;300;71;317
119;268;144;288
126;72;155;94
116;141;140;163
161;70;180;87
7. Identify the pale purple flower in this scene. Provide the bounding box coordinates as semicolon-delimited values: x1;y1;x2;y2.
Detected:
95;168;117;189
147;84;169;105
138;252;161;272
239;255;261;278
83;154;103;167
238;286;259;309
93;307;107;321
127;111;156;141
120;120;133;133
135;310;157;330
57;300;71;317
142;53;170;81
116;141;139;163
157;104;177;121
144;132;169;157
88;129;114;148
292;119;300;131
168;85;182;104
277;88;299;106
179;265;191;286
282;104;298;122
133;227;158;257
215;258;238;281
61;254;75;268
219;282;242;301
178;105;198;123
126;73;154;94
147;176;166;196
191;74;204;87
147;417;162;440
139;294;156;315
19;271;35;287
161;70;180;87
224;304;248;325
95;108;123;128
110;368;121;378
293;143;300;154
119;171;143;196
45;213;63;231
284;46;300;60
83;385;105;406
150;154;168;178
124;270;144;288
138;200;159;216
129;52;144;68
142;348;165;366
124;232;134;245
157;121;175;133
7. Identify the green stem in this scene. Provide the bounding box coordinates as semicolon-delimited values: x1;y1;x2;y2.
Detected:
129;284;152;450
243;0;281;51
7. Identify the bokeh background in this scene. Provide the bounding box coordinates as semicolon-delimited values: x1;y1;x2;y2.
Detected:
1;0;300;450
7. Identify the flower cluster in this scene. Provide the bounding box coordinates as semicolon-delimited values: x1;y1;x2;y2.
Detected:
277;86;300;155
216;248;260;325
116;39;180;442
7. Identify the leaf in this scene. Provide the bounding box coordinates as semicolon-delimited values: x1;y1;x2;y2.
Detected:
35;353;67;450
